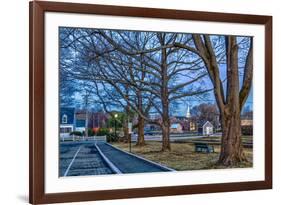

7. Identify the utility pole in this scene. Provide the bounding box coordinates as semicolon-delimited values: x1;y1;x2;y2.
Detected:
83;88;89;141
128;122;132;153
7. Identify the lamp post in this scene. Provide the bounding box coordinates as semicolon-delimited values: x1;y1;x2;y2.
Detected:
114;113;118;138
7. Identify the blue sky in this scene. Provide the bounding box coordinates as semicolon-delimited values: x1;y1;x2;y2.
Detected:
59;28;253;115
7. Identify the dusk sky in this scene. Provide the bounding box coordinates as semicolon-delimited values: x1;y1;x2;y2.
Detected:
59;27;253;116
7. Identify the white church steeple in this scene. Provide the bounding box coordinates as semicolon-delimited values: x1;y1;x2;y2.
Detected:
186;104;191;118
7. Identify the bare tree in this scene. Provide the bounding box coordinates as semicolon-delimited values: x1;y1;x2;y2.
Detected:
60;28;213;151
144;33;253;164
191;103;220;128
97;31;210;151
187;35;252;165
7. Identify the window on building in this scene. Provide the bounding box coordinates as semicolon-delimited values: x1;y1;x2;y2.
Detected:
62;114;67;124
60;127;72;133
190;122;196;131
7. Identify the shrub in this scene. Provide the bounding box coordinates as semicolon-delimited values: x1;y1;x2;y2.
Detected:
241;125;253;135
87;128;94;136
106;133;119;142
97;128;109;136
70;131;82;136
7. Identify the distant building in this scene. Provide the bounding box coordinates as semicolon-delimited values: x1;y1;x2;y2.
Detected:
170;115;198;132
241;119;253;126
59;108;111;137
75;110;87;132
90;112;109;129
144;124;161;131
60;107;75;137
241;116;253;135
170;123;183;133
74;110;109;132
198;121;214;136
145;105;198;133
188;119;197;131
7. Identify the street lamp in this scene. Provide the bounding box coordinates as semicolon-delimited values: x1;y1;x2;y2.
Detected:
114;114;118;138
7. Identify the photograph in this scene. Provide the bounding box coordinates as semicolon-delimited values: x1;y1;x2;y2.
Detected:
59;27;253;177
29;1;273;203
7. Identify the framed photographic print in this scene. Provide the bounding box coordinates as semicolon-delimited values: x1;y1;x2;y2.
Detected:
29;1;272;204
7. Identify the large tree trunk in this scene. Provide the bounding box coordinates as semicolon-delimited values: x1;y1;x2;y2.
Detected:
218;109;247;166
160;43;171;151
135;89;145;146
181;34;252;165
136;115;145;146
123;88;130;143
218;36;247;166
161;118;171;151
161;95;171;151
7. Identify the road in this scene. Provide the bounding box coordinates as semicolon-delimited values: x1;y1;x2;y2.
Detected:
60;141;173;177
60;141;113;176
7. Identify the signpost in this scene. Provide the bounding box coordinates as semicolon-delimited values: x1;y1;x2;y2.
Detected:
128;122;132;153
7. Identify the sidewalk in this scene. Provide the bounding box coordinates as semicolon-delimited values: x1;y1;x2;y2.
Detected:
96;143;173;173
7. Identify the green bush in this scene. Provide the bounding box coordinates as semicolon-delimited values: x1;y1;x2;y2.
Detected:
241;125;253;135
70;131;82;136
97;128;109;136
87;129;94;136
106;133;119;142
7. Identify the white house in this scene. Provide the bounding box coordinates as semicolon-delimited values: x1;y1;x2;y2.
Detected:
60;107;75;138
198;121;214;136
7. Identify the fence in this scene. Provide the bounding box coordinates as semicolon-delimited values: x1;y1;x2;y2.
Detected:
93;135;107;142
60;135;107;142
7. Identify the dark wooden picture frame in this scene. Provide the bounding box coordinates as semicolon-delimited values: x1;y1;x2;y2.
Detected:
29;1;272;204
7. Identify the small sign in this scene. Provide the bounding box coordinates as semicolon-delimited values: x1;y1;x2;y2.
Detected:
128;122;133;134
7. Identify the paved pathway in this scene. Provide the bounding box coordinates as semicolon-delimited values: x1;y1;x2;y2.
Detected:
60;142;113;176
60;142;85;176
96;143;172;173
60;141;173;176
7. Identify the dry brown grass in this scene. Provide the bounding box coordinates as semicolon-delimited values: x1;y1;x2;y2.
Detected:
111;141;253;171
185;135;253;143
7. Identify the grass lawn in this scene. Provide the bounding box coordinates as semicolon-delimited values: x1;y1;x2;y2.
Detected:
111;141;253;171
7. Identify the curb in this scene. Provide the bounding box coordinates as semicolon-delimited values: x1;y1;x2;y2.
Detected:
95;143;123;174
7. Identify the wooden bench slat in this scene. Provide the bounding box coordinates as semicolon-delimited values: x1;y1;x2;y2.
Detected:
194;142;214;153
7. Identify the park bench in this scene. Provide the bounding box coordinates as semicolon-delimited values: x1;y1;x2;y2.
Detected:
194;142;214;153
